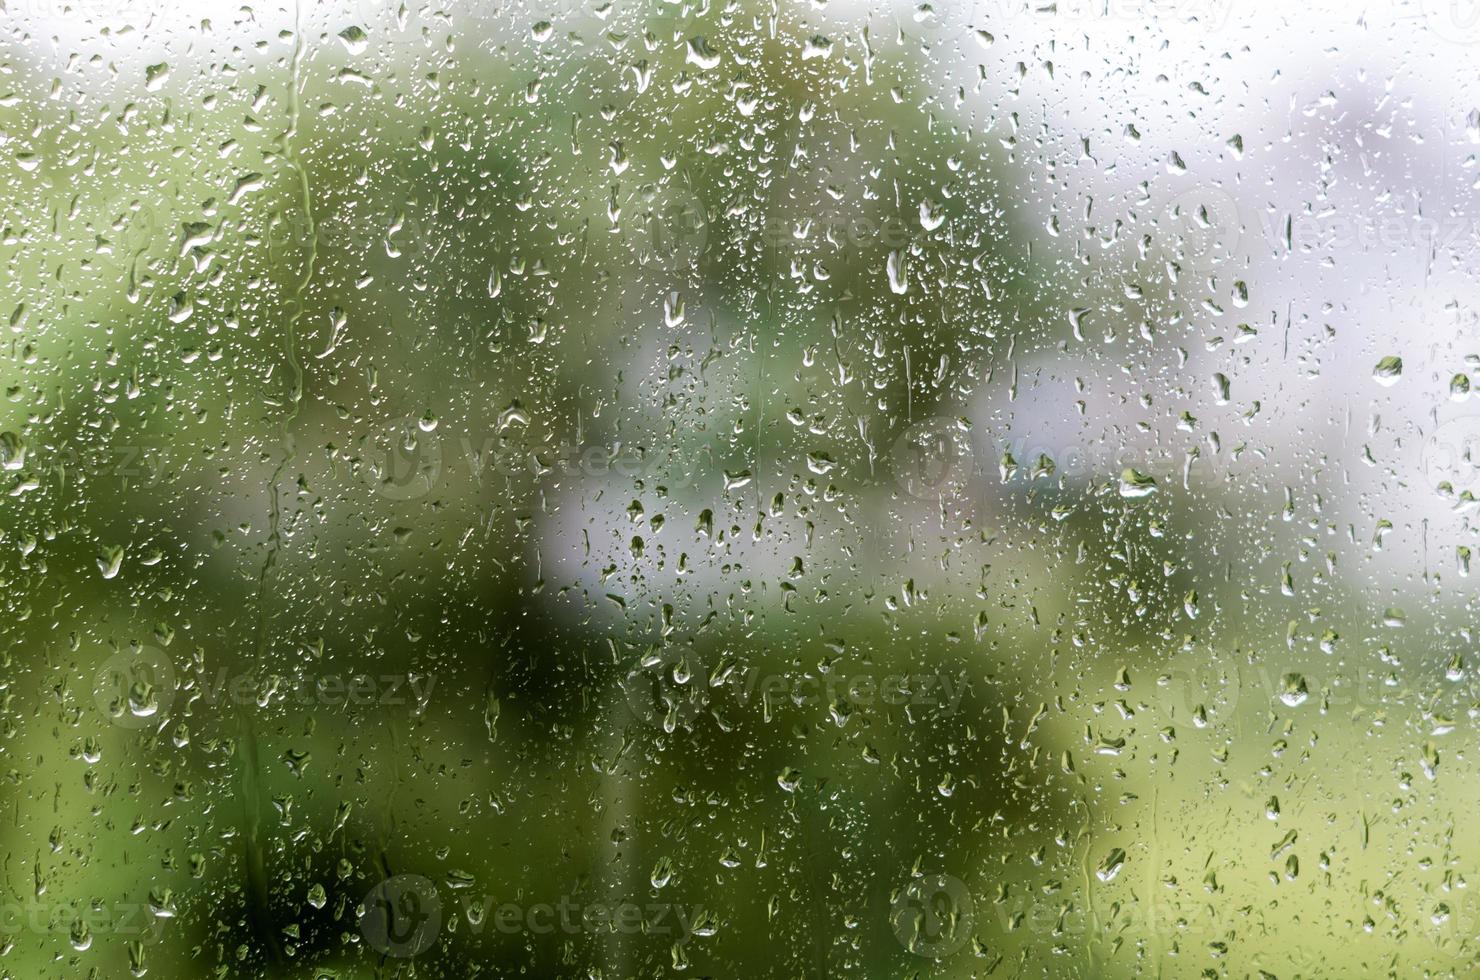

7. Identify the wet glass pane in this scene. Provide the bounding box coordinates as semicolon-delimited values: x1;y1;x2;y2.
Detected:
2;0;1476;976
